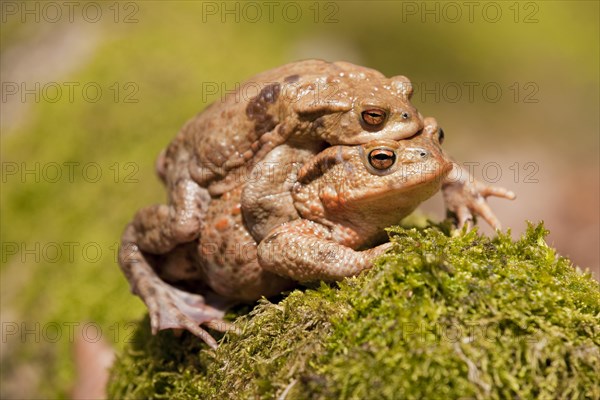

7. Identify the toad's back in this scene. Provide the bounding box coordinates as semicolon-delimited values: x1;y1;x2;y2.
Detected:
157;59;417;196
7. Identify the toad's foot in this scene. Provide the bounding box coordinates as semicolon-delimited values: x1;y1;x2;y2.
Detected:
442;172;516;230
120;224;238;348
143;280;239;349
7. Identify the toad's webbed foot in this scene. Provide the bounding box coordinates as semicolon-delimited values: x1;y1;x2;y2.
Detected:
145;280;238;349
119;224;238;349
443;166;516;230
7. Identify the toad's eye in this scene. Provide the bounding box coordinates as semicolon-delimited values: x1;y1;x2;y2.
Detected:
368;148;396;170
438;128;445;144
401;112;410;120
361;109;386;126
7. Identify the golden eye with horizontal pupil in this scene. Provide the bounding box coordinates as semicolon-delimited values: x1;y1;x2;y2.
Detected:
368;148;396;170
361;109;386;125
438;128;445;144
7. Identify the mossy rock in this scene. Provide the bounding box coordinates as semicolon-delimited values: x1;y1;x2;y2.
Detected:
108;224;600;399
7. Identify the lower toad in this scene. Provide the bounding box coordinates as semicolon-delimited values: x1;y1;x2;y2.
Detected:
119;117;514;348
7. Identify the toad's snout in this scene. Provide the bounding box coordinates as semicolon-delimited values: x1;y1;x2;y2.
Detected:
399;147;430;163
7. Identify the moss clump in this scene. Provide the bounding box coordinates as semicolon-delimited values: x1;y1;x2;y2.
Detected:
108;224;600;399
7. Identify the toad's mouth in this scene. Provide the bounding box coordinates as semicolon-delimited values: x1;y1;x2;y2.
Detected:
416;159;453;182
391;159;453;188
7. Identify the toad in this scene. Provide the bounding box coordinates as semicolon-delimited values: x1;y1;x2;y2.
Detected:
119;61;515;347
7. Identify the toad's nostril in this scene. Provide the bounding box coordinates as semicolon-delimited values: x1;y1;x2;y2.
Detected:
401;148;429;162
416;148;429;158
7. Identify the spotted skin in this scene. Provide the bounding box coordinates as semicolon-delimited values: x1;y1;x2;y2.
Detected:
118;60;515;348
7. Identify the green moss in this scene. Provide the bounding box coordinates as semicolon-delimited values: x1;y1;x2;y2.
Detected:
108;224;600;399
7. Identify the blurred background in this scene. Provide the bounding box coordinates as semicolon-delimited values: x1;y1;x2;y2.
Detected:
1;1;598;398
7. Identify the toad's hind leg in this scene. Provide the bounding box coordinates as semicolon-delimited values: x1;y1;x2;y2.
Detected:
131;177;211;254
119;224;238;349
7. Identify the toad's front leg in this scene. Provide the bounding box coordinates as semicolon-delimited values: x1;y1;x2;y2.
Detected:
443;164;516;230
257;219;391;282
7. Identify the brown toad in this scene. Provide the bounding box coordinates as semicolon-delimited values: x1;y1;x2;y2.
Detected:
119;61;515;347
